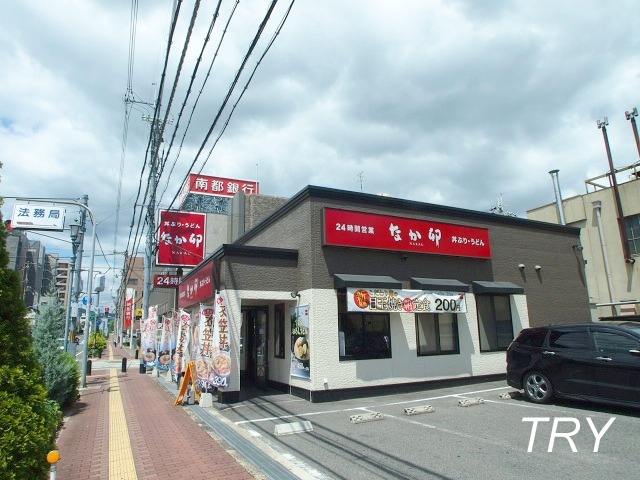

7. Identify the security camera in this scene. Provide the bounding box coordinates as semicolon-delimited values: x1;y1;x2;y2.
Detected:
290;291;299;298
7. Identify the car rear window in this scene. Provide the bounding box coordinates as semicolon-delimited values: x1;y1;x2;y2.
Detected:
515;329;547;347
548;329;590;350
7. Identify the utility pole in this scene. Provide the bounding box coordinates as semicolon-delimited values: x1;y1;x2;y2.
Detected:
142;115;161;319
72;195;88;335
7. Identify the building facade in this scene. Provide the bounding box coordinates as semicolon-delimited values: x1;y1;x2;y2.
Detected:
178;185;590;403
527;165;640;320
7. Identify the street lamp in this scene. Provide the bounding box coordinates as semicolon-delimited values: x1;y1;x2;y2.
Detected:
63;221;81;352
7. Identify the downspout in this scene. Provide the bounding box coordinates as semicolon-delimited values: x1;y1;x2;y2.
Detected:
592;200;616;316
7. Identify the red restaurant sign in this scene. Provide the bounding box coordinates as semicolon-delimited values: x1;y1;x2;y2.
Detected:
323;208;491;259
180;173;259;198
178;260;215;309
156;210;206;267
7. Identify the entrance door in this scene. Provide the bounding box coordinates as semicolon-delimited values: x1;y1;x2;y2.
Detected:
242;307;269;389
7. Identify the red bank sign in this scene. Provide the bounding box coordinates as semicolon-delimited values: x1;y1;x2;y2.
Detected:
323;208;491;259
181;173;259;198
156;210;206;267
178;260;214;309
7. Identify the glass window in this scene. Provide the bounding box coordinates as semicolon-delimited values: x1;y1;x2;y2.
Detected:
476;295;514;352
625;213;640;255
127;278;139;285
592;331;640;354
548;330;590;350
338;293;391;360
416;313;459;355
516;329;547;347
274;303;285;359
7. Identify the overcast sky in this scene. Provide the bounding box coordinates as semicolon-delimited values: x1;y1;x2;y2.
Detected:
1;0;639;305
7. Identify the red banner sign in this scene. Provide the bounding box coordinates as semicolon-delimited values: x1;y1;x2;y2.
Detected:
156;210;206;267
154;274;182;288
324;208;491;259
181;173;259;198
124;289;134;329
178;260;215;309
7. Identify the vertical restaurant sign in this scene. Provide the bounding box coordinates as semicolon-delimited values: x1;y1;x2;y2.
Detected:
178;259;214;309
179;173;259;200
347;287;467;313
173;309;191;377
323;208;491;259
195;304;215;389
11;203;66;231
141;305;158;367
124;288;135;328
209;293;231;388
290;305;310;379
156;210;206;267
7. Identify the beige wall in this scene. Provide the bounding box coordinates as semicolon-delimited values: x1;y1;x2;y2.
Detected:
527;178;640;319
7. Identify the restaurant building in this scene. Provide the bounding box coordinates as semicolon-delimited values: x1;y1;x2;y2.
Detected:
178;185;590;403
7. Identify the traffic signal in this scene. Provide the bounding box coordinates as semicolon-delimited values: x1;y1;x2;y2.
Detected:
105;307;110;314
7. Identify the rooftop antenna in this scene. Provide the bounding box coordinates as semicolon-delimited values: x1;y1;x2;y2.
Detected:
357;171;364;192
490;194;516;217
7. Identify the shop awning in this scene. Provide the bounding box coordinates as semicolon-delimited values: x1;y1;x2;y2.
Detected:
471;281;524;294
410;277;470;292
334;274;403;290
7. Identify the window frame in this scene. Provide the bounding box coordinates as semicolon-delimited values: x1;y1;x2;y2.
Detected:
625;213;640;256
274;303;285;359
476;294;515;352
415;312;460;356
338;293;392;361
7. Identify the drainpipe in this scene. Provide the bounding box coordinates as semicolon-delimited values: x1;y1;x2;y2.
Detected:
549;169;566;225
592;201;616;316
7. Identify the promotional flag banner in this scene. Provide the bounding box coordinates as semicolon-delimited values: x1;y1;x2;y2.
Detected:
173;310;191;378
156;315;173;371
209;292;231;389
189;311;200;364
290;305;310;379
195;304;215;389
141;305;158;367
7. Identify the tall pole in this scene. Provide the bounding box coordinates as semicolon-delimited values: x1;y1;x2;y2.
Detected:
597;117;633;263
592;201;616;316
625;107;640;159
63;223;79;352
548;169;566;225
143;117;161;319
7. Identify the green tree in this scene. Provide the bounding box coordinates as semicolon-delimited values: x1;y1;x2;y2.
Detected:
0;193;61;479
33;295;80;407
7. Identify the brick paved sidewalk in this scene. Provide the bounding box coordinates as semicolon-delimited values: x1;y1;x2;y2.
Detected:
55;344;259;480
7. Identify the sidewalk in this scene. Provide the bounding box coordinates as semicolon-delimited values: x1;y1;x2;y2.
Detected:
54;342;261;480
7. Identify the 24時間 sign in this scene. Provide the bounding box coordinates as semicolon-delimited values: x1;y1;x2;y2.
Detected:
156;210;206;267
324;208;491;259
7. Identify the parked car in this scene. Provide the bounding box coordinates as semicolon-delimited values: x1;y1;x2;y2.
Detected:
506;321;640;408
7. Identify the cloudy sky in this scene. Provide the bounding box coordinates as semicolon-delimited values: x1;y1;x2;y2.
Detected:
1;0;639;304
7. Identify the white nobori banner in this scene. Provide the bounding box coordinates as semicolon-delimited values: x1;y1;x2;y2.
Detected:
347;287;467;313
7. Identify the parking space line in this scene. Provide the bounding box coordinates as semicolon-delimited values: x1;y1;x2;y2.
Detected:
234;385;512;426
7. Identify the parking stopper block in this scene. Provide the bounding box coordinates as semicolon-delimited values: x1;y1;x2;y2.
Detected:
350;412;385;424
458;397;485;407
404;405;435;416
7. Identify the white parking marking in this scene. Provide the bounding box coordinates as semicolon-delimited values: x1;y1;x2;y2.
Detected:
234;385;511;425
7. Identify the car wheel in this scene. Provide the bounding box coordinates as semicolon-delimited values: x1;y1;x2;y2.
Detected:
523;371;553;403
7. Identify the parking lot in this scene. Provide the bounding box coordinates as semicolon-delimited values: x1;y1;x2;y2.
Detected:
211;380;640;480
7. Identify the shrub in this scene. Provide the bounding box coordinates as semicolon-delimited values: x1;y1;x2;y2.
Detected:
34;295;80;407
0;366;62;480
89;331;107;351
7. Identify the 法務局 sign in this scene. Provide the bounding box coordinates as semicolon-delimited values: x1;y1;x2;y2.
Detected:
324;208;491;259
11;203;66;231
